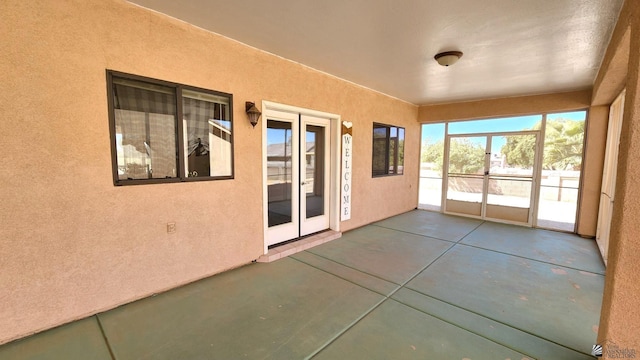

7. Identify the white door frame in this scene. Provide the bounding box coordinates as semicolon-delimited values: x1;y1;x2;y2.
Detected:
261;101;341;254
596;89;626;265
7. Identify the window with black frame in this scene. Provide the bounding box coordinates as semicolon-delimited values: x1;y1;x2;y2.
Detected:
108;71;233;185
372;123;405;177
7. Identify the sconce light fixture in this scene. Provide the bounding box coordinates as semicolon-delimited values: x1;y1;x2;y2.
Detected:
245;102;262;128
434;51;463;67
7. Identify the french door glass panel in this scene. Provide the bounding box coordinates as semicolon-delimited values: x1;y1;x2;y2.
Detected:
304;125;325;218
300;117;330;236
267;119;296;228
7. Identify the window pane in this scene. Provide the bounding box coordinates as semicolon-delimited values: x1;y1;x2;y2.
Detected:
305;125;326;218
372;123;405;177
419;123;445;210
420;124;445;177
542;112;585;172
182;89;232;178
372;125;388;176
112;78;177;180
389;137;396;173
397;128;405;175
267;120;293;227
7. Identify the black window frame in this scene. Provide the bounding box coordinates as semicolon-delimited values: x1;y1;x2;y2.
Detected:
372;122;405;177
106;70;234;186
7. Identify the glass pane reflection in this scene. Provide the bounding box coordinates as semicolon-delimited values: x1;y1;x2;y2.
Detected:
305;125;325;219
182;89;232;178
267;120;293;227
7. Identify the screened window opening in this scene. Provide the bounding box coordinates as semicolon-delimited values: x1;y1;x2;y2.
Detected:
372;123;405;177
419;123;445;211
536;111;586;231
108;71;233;185
417;110;586;232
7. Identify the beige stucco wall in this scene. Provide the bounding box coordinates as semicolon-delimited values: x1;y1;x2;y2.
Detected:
596;0;640;353
418;90;591;123
0;0;418;344
578;106;609;237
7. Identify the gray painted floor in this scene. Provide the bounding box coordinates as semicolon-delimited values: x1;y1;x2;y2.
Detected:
0;210;605;359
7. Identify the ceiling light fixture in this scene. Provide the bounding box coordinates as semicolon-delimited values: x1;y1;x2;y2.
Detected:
434;51;463;67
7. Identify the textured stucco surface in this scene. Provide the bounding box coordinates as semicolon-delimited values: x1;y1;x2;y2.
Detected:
0;0;418;344
3;0;639;350
592;28;630;107
578;106;609;237
595;0;640;354
417;90;591;123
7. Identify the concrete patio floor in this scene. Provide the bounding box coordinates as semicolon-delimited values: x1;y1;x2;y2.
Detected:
0;210;605;359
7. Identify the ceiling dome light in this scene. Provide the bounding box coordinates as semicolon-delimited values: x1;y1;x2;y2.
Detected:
434;51;463;66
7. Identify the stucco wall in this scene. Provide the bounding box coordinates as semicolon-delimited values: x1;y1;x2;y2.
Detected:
417;90;591;123
596;0;640;353
0;0;418;344
578;106;608;237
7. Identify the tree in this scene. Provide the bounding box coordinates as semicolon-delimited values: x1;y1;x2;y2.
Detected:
448;138;486;174
543;119;584;170
500;119;584;170
422;138;485;174
421;139;444;167
501;134;536;168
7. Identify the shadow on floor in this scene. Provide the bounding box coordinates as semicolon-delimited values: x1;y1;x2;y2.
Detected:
0;210;605;360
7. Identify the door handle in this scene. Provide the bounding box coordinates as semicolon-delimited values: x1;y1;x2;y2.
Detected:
301;181;307;185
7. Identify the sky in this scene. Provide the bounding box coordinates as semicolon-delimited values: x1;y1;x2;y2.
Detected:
422;111;587;154
266;125;320;145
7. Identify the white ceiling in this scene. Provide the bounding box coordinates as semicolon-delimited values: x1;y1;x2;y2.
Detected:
128;0;624;105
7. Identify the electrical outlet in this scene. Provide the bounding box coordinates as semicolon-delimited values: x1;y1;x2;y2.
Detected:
167;222;176;234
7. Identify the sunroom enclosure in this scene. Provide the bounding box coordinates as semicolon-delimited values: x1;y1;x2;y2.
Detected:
419;111;586;232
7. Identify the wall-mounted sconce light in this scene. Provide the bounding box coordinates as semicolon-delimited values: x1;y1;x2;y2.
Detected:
434;51;463;66
245;102;262;128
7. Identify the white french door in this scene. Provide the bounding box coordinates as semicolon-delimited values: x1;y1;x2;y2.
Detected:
264;110;331;246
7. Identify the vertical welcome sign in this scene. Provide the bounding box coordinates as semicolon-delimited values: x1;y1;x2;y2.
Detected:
341;121;353;221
